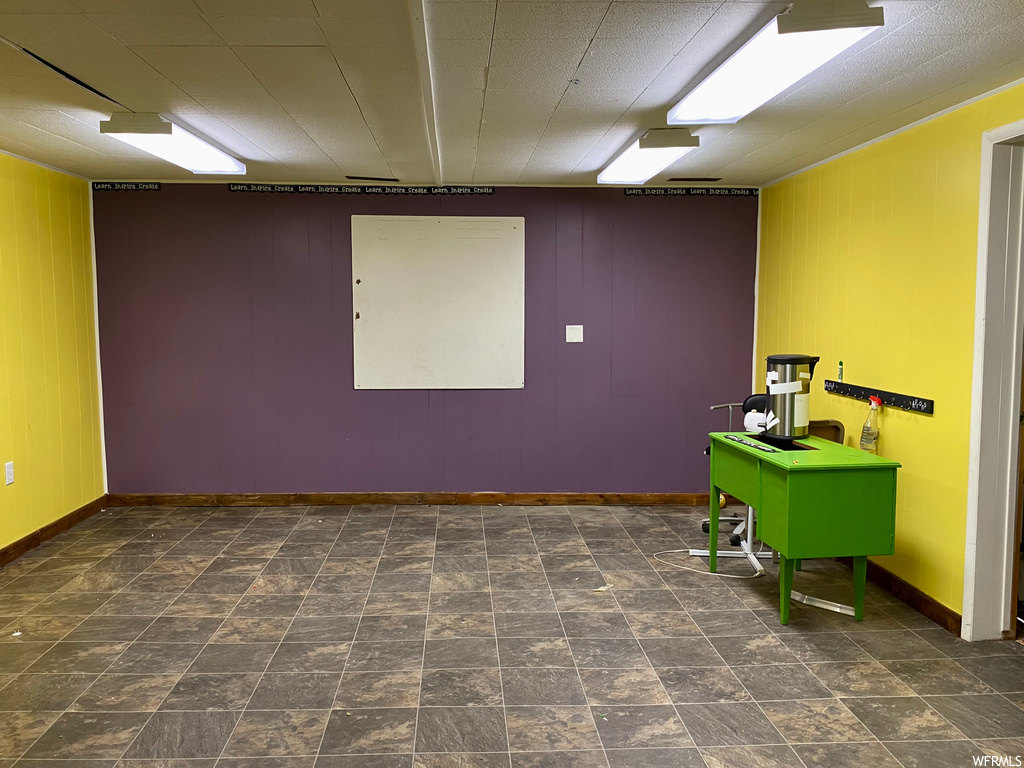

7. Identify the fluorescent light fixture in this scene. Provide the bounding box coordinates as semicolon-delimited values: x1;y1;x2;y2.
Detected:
668;0;883;125
100;113;245;175
598;129;699;185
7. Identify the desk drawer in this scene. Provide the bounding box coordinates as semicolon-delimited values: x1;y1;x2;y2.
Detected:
779;467;896;558
711;442;760;508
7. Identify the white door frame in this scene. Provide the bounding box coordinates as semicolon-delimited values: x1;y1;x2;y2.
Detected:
963;119;1024;641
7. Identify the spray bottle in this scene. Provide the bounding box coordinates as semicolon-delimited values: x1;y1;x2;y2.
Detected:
860;395;882;454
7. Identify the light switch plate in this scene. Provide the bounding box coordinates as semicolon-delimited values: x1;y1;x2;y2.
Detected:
566;325;583;343
4;462;12;485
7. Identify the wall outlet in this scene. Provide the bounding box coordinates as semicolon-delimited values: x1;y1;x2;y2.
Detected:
4;462;12;486
566;325;583;343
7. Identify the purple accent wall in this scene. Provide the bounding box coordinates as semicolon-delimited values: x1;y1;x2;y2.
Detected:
94;185;757;494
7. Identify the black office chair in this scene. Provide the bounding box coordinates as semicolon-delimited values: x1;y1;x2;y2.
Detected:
702;394;768;545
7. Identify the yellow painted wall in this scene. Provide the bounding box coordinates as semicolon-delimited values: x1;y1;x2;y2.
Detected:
758;81;1024;614
0;153;104;552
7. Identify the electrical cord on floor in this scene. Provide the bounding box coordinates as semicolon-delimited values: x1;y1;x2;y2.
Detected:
652;540;768;579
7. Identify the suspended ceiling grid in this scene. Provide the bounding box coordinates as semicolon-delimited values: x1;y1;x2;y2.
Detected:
0;0;1021;186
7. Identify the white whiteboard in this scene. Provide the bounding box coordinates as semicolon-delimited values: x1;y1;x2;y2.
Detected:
352;215;525;389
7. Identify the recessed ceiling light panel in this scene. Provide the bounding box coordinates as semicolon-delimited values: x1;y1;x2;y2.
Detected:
668;3;883;126
100;113;246;175
598;130;700;185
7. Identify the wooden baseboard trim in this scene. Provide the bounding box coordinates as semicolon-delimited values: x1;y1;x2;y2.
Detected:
839;556;962;636
106;492;712;508
867;560;962;635
0;494;109;568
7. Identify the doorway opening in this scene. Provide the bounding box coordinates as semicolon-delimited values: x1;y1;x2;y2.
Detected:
964;121;1024;641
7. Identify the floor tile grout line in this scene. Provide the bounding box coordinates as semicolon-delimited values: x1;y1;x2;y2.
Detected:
483;505;515;765
408;503;440;765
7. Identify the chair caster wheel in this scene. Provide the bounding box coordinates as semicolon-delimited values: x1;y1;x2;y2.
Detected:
701;522;710;533
729;534;741;546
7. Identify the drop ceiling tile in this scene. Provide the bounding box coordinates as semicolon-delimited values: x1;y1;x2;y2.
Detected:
202;15;327;45
331;44;421;86
903;0;1020;35
489;35;589;69
429;38;492;69
194;0;318;15
133;45;284;114
218;112;334;163
317;20;415;50
441;158;477;184
233;46;361;116
86;13;223;45
493;2;609;38
425;2;495;38
315;0;414;47
486;66;575;91
290;112;383;158
471;165;526;184
434;67;487;94
571;35;680;90
596;2;718;40
483;87;563;114
877;0;941;30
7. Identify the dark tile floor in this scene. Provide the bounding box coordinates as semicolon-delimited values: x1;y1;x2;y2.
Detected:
1;504;1023;768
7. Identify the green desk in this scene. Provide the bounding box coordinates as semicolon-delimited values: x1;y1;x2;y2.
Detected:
708;432;900;624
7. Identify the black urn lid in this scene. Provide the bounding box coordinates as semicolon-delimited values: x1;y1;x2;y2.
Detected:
766;353;820;366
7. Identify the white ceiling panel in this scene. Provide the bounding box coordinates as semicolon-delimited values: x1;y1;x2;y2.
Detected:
217;112;336;164
201;15;328;45
86;13;224;45
133;46;285;114
429;38;492;69
489;35;589;69
291;113;387;162
596;2;719;40
425;2;496;38
493;2;609;38
232;46;362;116
316;0;417;47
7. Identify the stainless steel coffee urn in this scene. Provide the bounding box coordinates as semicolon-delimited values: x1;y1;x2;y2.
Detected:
765;354;820;439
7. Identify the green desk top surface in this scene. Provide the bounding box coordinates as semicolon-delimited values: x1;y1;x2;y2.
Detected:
709;433;901;472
